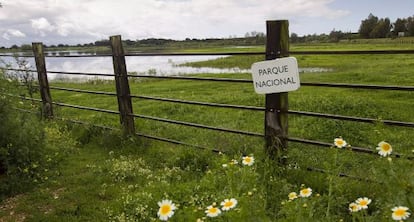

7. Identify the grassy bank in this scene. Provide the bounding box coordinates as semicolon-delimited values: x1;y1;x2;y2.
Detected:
1;42;414;221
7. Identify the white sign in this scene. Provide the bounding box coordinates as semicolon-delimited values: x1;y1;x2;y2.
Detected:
251;57;300;94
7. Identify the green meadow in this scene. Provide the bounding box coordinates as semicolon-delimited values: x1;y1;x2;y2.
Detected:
0;40;413;221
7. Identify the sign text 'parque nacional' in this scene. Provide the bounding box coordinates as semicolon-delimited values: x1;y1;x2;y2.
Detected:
251;57;300;94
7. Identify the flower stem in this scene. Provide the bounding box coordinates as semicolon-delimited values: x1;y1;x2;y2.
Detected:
326;148;338;219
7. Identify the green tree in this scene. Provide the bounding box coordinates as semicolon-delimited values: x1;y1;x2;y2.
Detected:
370;18;391;38
20;44;32;51
407;16;414;36
290;33;299;43
393;18;408;35
359;13;379;38
329;29;345;42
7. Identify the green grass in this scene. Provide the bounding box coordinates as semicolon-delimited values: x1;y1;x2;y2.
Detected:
1;41;414;221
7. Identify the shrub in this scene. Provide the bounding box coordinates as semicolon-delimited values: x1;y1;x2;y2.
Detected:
0;95;48;196
0;75;72;197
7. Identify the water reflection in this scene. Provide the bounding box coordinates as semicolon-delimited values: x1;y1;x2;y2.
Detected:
1;53;248;80
1;51;332;81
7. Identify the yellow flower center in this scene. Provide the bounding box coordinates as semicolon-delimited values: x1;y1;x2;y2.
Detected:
382;143;391;151
302;189;309;195
160;205;171;215
208;207;218;213
245;157;251;162
224;201;233;208
337;140;344;145
394;208;406;217
359;200;368;206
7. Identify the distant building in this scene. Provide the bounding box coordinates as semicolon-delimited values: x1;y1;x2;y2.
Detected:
398;32;405;37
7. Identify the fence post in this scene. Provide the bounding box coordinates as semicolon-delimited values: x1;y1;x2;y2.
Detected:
264;20;289;162
32;42;53;119
110;35;135;135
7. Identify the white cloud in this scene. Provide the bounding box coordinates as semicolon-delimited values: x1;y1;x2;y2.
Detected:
9;29;26;37
31;17;55;37
2;29;26;40
0;0;358;46
2;33;10;40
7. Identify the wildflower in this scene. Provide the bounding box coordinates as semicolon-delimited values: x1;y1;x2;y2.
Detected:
302;203;308;208
288;192;298;200
299;187;312;198
349;202;360;212
355;197;371;209
221;198;238;211
334;137;347;148
205;205;221;217
376;141;392;157
242;155;255;166
392;206;410;221
157;199;177;221
230;159;238;165
222;164;228;168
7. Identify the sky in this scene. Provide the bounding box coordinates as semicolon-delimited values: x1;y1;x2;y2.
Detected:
1;0;414;47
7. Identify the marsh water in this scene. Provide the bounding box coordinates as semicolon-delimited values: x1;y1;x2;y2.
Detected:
1;51;330;81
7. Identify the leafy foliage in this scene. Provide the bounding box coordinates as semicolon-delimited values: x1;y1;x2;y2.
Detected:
0;92;46;195
0;73;76;198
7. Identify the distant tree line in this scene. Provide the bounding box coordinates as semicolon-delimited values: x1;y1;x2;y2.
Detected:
359;13;414;38
1;35;266;51
290;31;356;43
291;13;414;43
86;35;266;49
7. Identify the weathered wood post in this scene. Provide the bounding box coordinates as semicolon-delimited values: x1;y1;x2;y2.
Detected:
110;35;135;135
32;42;53;119
264;20;289;162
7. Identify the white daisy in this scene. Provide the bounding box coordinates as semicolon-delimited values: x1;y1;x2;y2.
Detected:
288;192;298;200
392;206;410;221
157;199;177;221
242;155;255;166
334;137;347;148
205;205;221;217
349;202;361;212
221;198;238;211
355;197;371;209
299;187;312;198
376;141;392;157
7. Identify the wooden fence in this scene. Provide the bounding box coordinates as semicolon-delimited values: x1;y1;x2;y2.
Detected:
1;20;414;163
